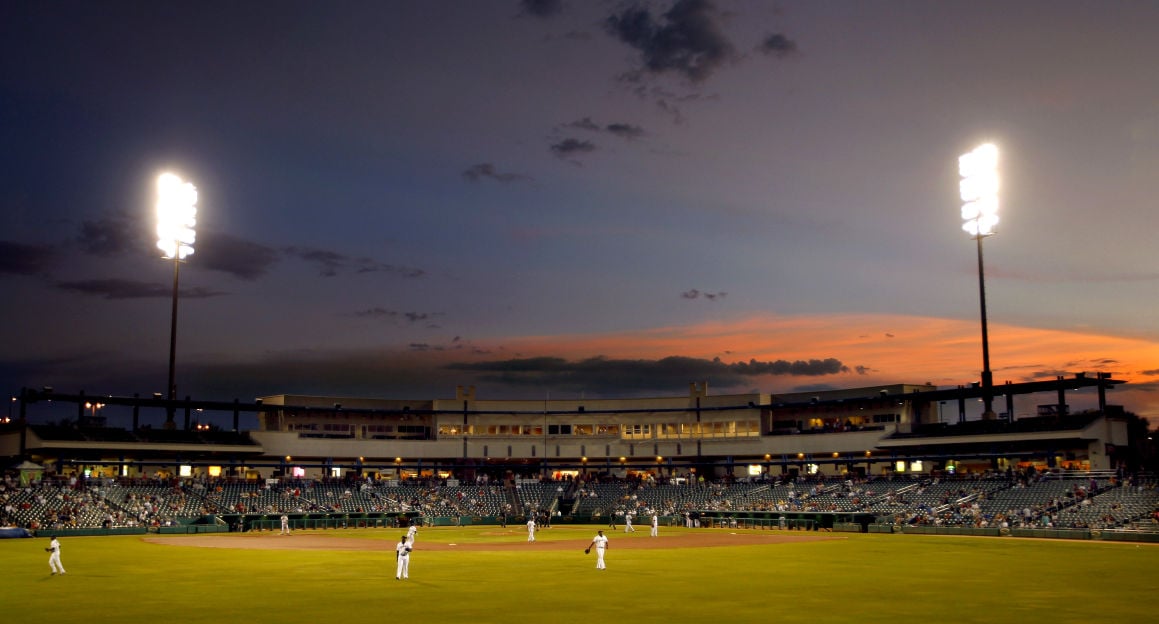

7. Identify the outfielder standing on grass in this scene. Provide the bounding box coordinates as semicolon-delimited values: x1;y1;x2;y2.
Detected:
586;529;609;570
395;534;411;580
46;535;65;575
526;517;536;542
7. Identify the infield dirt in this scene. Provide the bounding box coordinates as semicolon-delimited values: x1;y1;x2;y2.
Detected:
144;528;841;552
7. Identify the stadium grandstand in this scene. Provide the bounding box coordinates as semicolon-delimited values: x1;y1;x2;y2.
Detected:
2;375;1157;540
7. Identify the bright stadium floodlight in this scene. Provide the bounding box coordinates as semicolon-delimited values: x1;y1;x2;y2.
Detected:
958;143;999;420
156;172;198;260
959;143;999;237
156;172;198;428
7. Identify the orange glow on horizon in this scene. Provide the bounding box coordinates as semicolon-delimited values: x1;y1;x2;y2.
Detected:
458;313;1159;421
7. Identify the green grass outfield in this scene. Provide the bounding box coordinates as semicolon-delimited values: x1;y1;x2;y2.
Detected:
3;526;1156;624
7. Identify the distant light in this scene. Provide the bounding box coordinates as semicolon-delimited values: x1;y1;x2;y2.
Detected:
959;143;999;237
156;172;198;259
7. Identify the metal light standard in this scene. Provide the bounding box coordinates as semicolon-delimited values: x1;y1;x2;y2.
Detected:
155;173;197;427
959;143;999;420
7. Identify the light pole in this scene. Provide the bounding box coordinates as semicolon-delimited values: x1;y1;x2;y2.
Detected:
542;391;549;479
155;172;198;428
959;143;999;420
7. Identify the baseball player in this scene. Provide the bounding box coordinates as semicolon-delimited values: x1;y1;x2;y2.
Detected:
395;534;412;580
406;521;418;546
46;535;66;575
526;517;536;542
625;513;635;532
586;529;609;570
280;514;290;535
650;513;659;537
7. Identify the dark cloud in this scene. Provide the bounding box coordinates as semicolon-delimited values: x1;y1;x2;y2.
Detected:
462;163;530;183
2;348;858;426
655;98;686;124
71;216;282;283
758;33;798;57
284;246;345;277
0;240;58;276
446;355;849;394
564;118;645;140
354;307;442;325
566;117;602;132
519;0;563;18
681;289;726;301
195;231;280;280
75;214;147;258
606;122;645;140
283;246;425;279
69;211;419;282
550;138;597;157
605;0;734;83
54;278;226;299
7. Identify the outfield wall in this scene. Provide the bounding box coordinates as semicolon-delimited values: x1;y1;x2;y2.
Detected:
30;512;1159;543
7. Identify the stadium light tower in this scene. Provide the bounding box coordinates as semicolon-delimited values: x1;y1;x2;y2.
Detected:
959;143;999;420
156;172;198;427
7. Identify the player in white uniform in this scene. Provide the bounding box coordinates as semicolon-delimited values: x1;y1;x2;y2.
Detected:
395;534;411;580
47;535;66;575
526;517;536;542
406;522;418;546
587;530;609;569
280;514;290;534
624;514;634;532
650;513;658;537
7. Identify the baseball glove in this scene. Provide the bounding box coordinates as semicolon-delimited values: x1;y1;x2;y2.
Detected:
584;548;590;554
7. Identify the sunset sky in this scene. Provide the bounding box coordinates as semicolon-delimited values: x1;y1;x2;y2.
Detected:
2;1;1157;427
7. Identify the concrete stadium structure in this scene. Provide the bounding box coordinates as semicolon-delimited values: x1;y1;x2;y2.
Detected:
1;374;1130;482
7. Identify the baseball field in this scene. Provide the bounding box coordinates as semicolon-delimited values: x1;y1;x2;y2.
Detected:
3;526;1156;623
